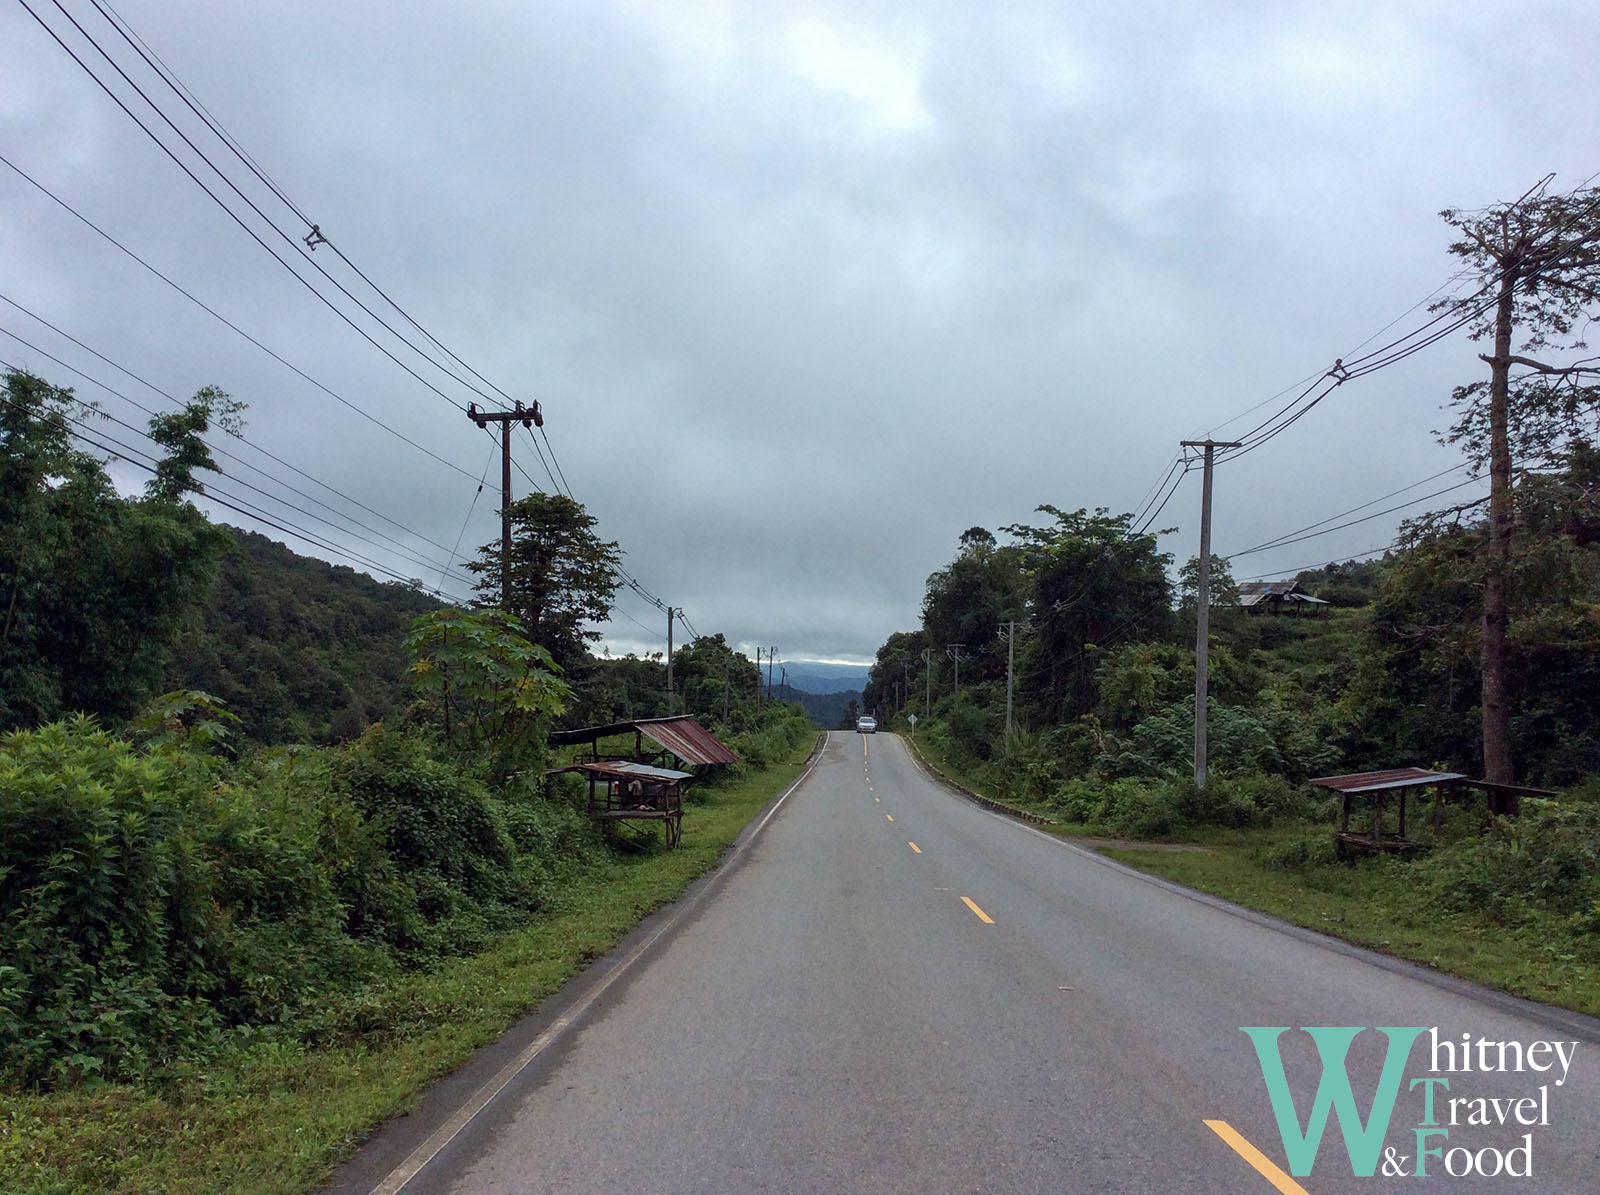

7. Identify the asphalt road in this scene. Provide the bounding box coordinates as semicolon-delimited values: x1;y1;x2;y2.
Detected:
346;731;1600;1194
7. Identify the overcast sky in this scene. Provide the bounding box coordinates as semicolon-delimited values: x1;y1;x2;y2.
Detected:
3;0;1597;666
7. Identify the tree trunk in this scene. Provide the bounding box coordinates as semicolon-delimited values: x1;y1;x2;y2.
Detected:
1481;248;1517;808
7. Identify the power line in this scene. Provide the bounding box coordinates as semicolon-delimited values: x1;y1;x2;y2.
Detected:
67;0;565;432
93;0;311;224
1131;461;1190;537
0;386;472;601
1228;475;1486;560
18;0;511;416
439;445;497;592
0;319;477;580
540;424;573;496
1211;181;1600;467
1226;462;1478;558
1236;542;1399;583
0;152;483;483
18;3;700;647
0;292;472;559
1;353;477;586
1128;453;1184;531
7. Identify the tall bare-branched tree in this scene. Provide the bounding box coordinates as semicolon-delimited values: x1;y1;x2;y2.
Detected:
1433;180;1600;794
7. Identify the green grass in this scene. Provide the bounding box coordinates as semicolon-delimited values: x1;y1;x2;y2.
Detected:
0;737;817;1195
902;732;1600;1018
1100;827;1600;1018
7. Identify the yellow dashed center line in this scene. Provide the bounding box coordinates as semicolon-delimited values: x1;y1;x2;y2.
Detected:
908;842;921;854
874;797;880;803
885;813;894;822
961;896;994;924
1204;1120;1310;1195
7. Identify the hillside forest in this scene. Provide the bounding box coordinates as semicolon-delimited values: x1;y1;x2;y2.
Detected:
0;367;812;1094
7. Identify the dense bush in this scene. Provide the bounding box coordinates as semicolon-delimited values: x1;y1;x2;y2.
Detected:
1413;795;1600;928
724;705;813;771
0;717;376;1086
0;709;613;1090
1044;770;1313;837
990;725;1060;806
1097;696;1340;782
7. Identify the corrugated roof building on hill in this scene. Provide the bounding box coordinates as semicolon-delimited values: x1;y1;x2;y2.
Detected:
1236;580;1331;615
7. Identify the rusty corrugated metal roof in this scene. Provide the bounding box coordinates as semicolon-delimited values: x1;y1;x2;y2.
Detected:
1310;767;1467;794
633;717;740;765
547;715;739;766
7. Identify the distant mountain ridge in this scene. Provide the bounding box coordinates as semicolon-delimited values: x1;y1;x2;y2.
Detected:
781;661;870;695
774;684;859;729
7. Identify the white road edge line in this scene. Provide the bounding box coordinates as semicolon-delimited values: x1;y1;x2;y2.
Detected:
894;733;1600;1043
364;736;827;1195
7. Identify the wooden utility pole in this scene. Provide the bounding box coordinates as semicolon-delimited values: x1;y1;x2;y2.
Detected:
466;401;541;610
1180;439;1239;791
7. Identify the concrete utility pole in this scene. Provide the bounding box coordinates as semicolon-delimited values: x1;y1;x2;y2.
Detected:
1179;439;1240;791
946;644;965;699
722;655;730;723
665;606;678;715
923;648;932;718
768;646;777;702
755;647;763;707
1000;620;1018;734
466;401;542;611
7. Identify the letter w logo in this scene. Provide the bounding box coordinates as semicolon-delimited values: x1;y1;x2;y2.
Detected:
1242;1026;1424;1177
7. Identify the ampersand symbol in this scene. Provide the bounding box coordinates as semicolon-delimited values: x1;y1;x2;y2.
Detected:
1381;1148;1410;1177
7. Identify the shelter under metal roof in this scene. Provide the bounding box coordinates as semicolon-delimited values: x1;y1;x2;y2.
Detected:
553;760;694;783
1310;767;1467;794
548;715;739;767
1238;580;1331;609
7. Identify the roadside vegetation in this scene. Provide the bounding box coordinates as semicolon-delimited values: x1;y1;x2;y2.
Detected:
867;180;1600;1017
0;367;816;1192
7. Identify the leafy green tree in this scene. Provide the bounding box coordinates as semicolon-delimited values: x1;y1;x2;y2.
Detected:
1432;181;1600;788
1004;506;1172;724
404;608;570;766
921;526;1026;685
0;370;233;728
468;493;621;672
145;385;243;502
1375;452;1600;787
669;633;761;723
1177;554;1240;611
862;629;925;717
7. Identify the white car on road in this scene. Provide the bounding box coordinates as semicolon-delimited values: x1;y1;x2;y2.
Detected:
856;716;877;733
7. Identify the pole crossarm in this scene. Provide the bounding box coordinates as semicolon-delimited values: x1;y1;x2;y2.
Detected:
464;402;545;611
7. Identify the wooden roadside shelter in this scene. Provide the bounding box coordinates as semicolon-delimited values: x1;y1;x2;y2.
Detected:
546;716;738;847
550;759;694;847
1311;767;1556;855
548;715;739;770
